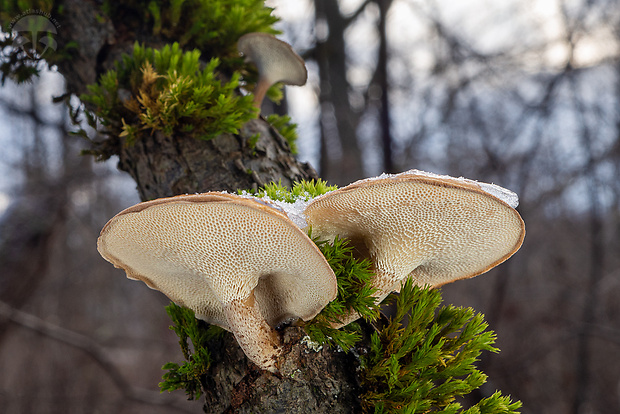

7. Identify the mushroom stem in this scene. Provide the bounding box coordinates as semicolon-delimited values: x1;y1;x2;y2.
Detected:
223;291;282;372
237;33;308;114
251;79;271;109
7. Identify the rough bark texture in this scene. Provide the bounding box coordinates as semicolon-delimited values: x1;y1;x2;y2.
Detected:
202;327;363;413
118;119;318;199
48;1;361;412
52;0;318;197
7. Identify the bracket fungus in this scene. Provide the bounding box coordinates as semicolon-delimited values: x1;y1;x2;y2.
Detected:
97;193;337;372
237;32;308;110
304;170;526;328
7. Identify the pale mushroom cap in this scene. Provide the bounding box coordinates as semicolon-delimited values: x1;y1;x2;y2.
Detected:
97;193;336;330
237;32;307;86
304;172;525;289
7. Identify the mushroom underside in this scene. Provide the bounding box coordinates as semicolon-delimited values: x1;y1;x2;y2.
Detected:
191;271;329;330
98;194;337;372
305;176;525;328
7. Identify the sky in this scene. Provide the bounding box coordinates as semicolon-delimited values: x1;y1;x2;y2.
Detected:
264;0;618;174
0;69;65;217
1;0;617;217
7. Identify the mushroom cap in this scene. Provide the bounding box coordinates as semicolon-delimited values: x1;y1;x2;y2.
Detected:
237;32;307;87
97;192;336;330
304;171;525;289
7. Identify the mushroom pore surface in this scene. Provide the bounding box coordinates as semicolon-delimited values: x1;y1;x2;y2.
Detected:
98;193;337;330
305;175;525;291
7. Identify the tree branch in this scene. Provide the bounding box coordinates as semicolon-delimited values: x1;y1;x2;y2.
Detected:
0;301;195;414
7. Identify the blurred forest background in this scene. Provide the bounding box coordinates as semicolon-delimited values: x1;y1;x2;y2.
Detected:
1;0;619;413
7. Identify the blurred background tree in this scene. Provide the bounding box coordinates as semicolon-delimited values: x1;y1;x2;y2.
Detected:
1;0;619;413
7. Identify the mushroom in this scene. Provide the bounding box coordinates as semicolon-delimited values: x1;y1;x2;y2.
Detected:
97;192;337;372
237;32;308;110
304;170;525;328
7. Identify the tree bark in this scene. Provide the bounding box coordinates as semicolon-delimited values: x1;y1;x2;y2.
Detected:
117;119;318;199
51;0;317;196
48;1;360;412
202;327;363;413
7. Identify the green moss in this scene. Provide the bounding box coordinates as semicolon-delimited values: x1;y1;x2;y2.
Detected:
160;180;521;413
245;180;379;350
247;179;337;202
159;302;224;399
79;42;257;159
100;0;279;69
247;132;260;150
360;279;522;414
304;233;380;351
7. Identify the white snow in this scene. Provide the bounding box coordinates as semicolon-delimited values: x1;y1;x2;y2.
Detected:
229;168;519;231
476;182;520;209
347;169;520;208
300;335;323;352
237;191;314;228
259;195;312;228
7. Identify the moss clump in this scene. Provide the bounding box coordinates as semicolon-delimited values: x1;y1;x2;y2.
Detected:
304;233;380;351
159;303;224;400
103;0;279;69
246;180;380;350
247;179;337;202
79;42;257;159
360;279;522;414
160;180;521;413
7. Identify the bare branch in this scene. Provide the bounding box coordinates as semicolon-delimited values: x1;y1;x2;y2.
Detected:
0;301;195;414
343;0;373;26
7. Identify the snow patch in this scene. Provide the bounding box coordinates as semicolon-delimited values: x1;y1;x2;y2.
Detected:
476;182;520;209
349;169;520;208
237;191;313;228
300;335;323;353
224;167;519;230
260;195;312;228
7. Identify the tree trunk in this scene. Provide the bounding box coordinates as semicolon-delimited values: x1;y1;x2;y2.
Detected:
314;0;365;185
376;0;395;174
49;1;362;412
117;119;318;199
202;327;363;413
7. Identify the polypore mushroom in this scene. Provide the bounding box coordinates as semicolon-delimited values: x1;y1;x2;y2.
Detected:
97;192;336;372
237;32;308;110
304;170;525;328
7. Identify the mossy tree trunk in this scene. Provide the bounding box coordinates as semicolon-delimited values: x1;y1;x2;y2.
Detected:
44;1;363;412
52;0;317;197
115;119;317;200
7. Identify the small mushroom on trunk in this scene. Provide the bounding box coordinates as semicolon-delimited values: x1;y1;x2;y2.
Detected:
304;170;526;328
237;32;308;110
97;193;336;372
